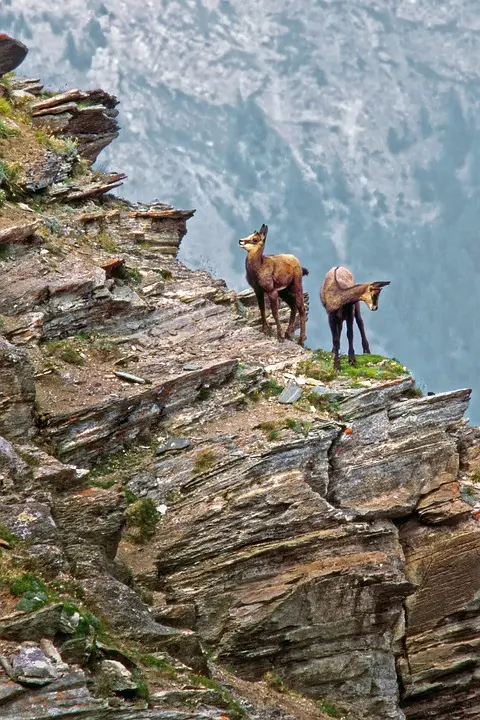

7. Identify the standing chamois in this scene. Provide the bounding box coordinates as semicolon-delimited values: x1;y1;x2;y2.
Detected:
239;224;308;346
320;266;390;371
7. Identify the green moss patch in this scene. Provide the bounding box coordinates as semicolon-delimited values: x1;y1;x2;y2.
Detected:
298;349;407;383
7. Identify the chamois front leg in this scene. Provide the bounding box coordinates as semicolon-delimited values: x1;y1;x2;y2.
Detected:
297;297;306;347
254;288;268;335
268;289;284;341
346;306;356;366
354;302;370;354
328;314;341;371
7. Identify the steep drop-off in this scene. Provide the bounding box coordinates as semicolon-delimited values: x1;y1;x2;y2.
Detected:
1;39;480;720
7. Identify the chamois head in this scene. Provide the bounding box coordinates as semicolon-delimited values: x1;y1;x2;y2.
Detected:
360;281;390;311
239;224;268;252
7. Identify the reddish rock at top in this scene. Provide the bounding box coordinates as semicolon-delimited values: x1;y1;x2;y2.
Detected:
0;34;28;76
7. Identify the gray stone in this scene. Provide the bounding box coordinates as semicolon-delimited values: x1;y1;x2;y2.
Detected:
97;659;137;694
12;643;59;685
0;35;28;76
183;363;203;371
156;437;191;455
278;381;303;404
0;604;64;642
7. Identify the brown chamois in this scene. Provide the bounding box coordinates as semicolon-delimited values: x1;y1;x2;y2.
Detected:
320;266;390;371
239;223;308;346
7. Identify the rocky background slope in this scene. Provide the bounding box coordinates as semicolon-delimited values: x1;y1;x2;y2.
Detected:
1;36;480;720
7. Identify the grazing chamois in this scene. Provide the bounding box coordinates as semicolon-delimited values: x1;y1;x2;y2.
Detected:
320;266;390;371
239;224;308;346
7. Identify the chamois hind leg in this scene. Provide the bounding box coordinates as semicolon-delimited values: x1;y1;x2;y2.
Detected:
267;289;284;341
346;305;356;366
328;314;341;371
279;289;296;340
354;302;370;354
254;288;269;334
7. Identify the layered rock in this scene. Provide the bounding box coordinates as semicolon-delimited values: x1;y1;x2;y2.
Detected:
30;88;120;162
1;41;480;720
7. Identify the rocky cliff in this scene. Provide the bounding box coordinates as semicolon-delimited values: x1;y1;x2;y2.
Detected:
1;37;480;720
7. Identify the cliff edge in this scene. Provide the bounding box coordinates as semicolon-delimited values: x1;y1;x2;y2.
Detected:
1;37;480;720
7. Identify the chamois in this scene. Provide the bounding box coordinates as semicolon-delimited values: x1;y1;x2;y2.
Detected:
239;224;308;346
320;266;390;371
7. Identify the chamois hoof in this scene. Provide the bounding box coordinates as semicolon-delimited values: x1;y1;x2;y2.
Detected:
363;348;371;354
277;334;285;343
298;337;305;347
348;355;356;367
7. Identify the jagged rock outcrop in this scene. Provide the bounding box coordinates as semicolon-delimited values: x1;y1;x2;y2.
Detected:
30;88;120;163
1;39;480;720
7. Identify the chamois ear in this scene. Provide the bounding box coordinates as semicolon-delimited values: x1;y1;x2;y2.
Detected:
371;281;390;289
259;223;268;238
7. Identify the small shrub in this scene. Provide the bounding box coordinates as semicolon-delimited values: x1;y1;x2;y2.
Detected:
190;675;245;719
261;379;284;398
297;351;337;383
0;97;13;117
316;698;343;718
460;484;477;507
125;498;159;543
16;590;49;612
268;429;279;441
193;449;217;474
0;188;6;207
96;231;118;253
0;117;17;139
257;421;277;433
0;160;21;198
43;339;85;366
264;671;287;693
235;298;247;317
89;478;116;489
62;602;102;637
284;417;313;435
405;385;424;398
43;216;63;234
0;523;18;545
141;654;178;679
9;573;47;597
305;391;340;415
159;268;173;281
132;668;150;700
119;266;142;286
197;386;211;401
35;130;76;157
123;488;138;505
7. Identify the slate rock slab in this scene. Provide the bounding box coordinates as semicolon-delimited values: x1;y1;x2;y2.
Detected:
0;35;28;76
156;437;191;455
278;381;302;404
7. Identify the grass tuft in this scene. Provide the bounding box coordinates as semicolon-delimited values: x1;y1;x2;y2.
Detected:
125;498;159;543
193;449;217;474
264;671;288;693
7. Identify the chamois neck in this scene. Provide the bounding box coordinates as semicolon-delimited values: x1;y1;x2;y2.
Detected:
245;245;265;267
328;283;368;312
338;283;368;306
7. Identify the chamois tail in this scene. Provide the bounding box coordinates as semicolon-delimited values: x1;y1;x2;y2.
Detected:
302;267;309;276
